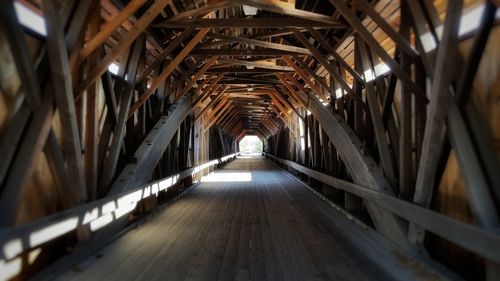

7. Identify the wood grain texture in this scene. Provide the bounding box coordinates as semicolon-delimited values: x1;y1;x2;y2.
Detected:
55;157;445;281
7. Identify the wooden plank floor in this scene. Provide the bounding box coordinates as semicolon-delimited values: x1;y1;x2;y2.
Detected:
56;156;444;281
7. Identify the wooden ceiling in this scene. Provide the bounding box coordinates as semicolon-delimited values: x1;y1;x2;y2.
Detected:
71;0;376;138
15;0;486;140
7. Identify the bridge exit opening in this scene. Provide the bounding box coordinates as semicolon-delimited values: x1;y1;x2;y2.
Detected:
239;135;263;154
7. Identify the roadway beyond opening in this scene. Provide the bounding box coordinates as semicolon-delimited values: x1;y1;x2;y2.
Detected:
56;156;444;281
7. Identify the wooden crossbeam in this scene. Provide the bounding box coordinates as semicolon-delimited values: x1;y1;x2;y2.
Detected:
193;74;226;106
159;18;342;28
175;56;219;102
75;0;172;97
275;73;308;107
77;0;148;65
354;0;418;59
293;30;354;95
129;28;210;116
273;87;305;121
206;68;291;74
0;94;55;226
223;114;239;133
84;8;101;200
234;0;346;26
267;91;292;116
206;101;234;131
190;49;300;57
280;66;411;249
410;1;464;245
357;38;397;189
266;154;500;265
305;27;363;83
327;0;427;103
282;56;328;101
158;1;234;22
136;28;194;84
218;58;294;71
43;0;87;201
199;81;222;103
99;36;145;191
291;55;342;101
219;111;237;131
207;33;312;55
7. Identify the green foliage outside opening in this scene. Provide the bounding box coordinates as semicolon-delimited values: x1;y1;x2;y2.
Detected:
239;135;263;153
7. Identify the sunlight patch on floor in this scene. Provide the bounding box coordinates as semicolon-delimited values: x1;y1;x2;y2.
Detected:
201;172;252;182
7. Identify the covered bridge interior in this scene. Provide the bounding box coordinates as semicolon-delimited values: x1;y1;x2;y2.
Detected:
0;0;499;280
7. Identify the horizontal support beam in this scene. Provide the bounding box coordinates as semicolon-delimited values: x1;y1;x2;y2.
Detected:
265;154;500;264
207;33;313;55
207;68;292;73
0;152;239;263
158;18;344;28
190;49;301;57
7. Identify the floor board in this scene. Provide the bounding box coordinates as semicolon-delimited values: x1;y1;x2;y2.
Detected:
56;156;445;281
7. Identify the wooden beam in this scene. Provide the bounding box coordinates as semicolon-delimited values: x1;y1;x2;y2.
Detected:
175;56;219;101
129;28;210;116
282;74;411;250
207;33;313;55
398;5;413;200
99;36;145;191
293;30;354;95
292;55;342;101
157;1;234;22
193;74;226;107
0;107;30;186
75;0;172;96
194;90;228;122
218;58;294;71
0;94;54;226
159;18;343;28
353;0;419;59
190;49;299;57
235;0;346;26
136;28;194;84
265;154;500;264
409;0;464;245
305;27;363;83
273;87;305;121
0;3;42;108
77;0;148;64
327;0;427;103
275;73;308;107
266;91;291;119
357;37;397;190
206;102;234;131
84;9;101;200
282;57;328;101
0;3;42;186
43;0;87;201
219;111;237;130
206;68;291;73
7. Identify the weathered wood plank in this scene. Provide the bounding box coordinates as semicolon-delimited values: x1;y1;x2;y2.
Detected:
266;154;500;265
129;29;209;116
99;36;145;191
284;56;410;250
409;0;463;245
75;0;172;96
43;0;87;202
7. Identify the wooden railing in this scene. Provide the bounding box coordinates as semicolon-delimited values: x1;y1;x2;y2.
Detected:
264;153;500;263
0;153;239;277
